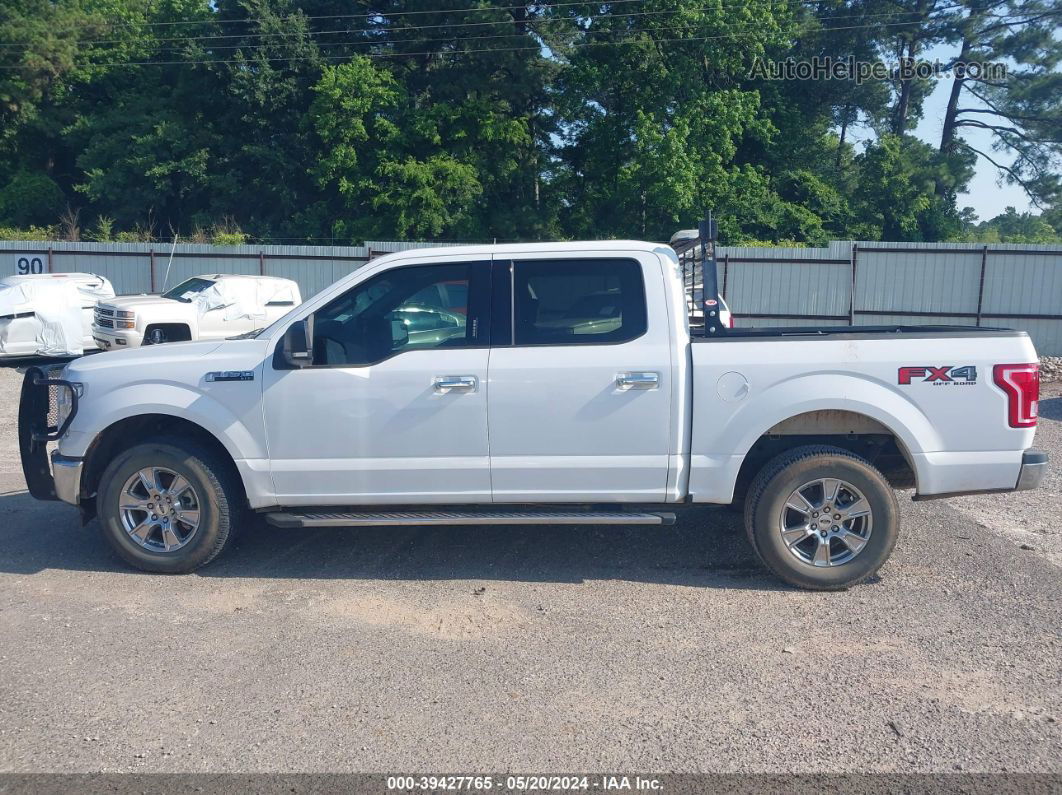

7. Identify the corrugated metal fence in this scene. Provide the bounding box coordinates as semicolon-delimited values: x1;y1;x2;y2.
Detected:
710;240;1062;355
3;238;1061;354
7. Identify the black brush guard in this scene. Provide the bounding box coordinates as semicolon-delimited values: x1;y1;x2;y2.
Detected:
18;367;79;501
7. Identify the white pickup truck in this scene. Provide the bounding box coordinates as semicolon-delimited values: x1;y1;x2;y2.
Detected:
18;239;1046;589
92;273;301;348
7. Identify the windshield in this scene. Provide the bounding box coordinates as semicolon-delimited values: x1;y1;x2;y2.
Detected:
162;277;216;302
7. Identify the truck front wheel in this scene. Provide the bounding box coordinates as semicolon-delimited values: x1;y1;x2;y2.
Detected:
96;438;244;573
144;324;191;345
743;445;899;590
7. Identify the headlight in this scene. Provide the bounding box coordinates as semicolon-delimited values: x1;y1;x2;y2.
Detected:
115;310;135;319
116;320;136;329
55;382;84;431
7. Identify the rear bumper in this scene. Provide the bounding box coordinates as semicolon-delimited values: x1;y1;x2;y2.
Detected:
913;448;1048;501
1015;448;1048;491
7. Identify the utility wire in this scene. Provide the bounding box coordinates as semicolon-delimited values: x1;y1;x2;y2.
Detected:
0;0;854;49
14;19;967;69
65;7;952;55
1;2;970;54
136;10;967;58
3;0;819;34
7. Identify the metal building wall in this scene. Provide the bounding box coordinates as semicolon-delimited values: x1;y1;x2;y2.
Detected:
715;240;1062;354
3;238;1061;354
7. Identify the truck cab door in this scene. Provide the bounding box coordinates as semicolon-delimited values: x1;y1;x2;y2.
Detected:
198;305;231;339
261;258;492;504
486;253;675;502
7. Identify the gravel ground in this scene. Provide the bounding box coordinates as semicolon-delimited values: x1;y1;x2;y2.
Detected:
0;366;1059;774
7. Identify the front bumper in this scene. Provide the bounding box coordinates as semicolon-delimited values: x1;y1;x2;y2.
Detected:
92;326;143;350
1015;448;1048;491
51;452;84;505
17;367;81;503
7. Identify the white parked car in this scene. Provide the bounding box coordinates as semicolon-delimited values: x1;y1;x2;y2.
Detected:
0;273;115;359
20;241;1046;590
92;274;301;349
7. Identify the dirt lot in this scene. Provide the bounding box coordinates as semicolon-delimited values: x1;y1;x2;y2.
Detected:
0;366;1059;774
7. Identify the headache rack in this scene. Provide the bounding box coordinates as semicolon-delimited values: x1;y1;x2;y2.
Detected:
18;366;79;501
672;215;726;338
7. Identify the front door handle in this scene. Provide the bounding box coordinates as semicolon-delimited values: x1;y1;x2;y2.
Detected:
433;375;478;393
616;371;660;390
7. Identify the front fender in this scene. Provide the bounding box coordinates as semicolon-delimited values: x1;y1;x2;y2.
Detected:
139;308;199;337
59;381;264;462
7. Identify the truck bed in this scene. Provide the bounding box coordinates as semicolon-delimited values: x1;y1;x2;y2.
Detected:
687;326;1038;503
694;325;1026;340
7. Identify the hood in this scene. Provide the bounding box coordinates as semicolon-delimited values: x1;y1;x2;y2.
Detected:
99;294;189;312
62;337;272;394
67;339;229;375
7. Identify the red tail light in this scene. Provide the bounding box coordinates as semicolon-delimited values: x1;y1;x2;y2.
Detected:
727;315;734;328
993;363;1039;428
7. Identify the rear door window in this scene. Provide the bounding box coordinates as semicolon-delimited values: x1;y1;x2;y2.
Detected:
510;259;647;346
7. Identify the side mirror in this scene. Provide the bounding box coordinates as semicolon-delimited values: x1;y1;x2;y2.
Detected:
281;319;313;367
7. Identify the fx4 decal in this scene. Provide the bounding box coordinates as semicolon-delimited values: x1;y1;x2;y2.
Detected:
898;366;977;386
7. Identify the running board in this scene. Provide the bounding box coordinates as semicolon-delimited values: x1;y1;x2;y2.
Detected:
264;510;676;529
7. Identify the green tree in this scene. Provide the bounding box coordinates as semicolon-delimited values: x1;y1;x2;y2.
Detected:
852;134;962;240
549;0;800;242
310;58;482;239
960;206;1061;242
936;0;1061;208
0;170;65;226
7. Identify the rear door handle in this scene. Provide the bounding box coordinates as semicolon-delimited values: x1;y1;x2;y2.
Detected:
433;375;478;393
616;371;660;390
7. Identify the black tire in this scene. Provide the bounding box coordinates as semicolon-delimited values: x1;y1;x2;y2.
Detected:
144;327;169;345
144;325;190;345
743;445;899;590
97;437;246;573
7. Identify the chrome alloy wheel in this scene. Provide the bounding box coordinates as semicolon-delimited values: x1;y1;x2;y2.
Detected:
119;467;201;552
778;478;873;567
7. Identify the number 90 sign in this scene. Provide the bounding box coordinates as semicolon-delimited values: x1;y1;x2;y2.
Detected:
16;256;45;275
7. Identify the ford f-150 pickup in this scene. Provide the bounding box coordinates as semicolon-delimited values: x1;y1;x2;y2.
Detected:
18;238;1046;589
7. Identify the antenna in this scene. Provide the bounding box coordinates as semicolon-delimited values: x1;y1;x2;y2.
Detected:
160;234;178;293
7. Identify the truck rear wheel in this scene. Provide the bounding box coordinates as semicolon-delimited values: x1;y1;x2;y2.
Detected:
97;438;244;573
743;445;899;590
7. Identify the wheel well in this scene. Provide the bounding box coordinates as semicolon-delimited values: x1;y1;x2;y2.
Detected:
80;414;244;521
143;323;191;342
732;411;917;504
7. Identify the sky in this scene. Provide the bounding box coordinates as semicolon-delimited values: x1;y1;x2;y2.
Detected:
845;43;1034;224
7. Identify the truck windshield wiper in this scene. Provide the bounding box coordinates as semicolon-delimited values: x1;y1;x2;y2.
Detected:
228;328;263;340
